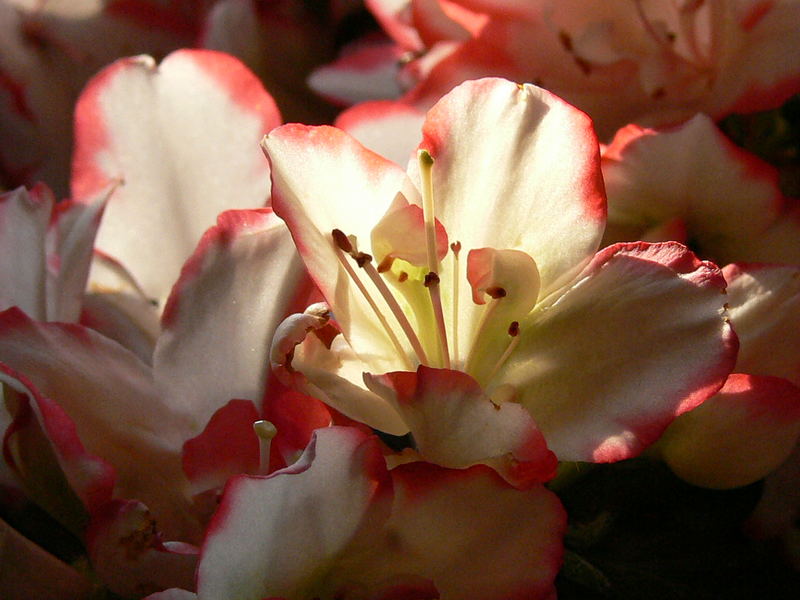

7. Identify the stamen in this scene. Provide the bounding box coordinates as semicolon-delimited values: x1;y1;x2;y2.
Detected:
450;241;461;364
418;149;451;368
337;230;430;366
485;321;521;384
360;259;430;366
331;231;412;369
398;271;409;283
377;255;395;273
424;271;451;368
332;228;353;253
423;271;440;287
486;286;507;299
253;420;277;473
354;252;372;268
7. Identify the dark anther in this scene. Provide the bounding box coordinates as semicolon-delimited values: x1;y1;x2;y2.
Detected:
377;255;395;273
331;229;353;253
398;272;409;282
508;321;520;337
355;252;372;268
486;286;507;299
450;241;462;254
424;272;440;287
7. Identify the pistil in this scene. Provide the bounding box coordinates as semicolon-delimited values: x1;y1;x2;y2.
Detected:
253;420;277;474
418;150;451;368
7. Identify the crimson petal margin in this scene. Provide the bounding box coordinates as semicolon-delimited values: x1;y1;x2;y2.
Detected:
500;242;737;462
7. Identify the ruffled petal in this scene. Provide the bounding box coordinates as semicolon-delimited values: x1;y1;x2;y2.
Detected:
308;38;405;106
411;0;480;46
145;590;197;600
417;78;606;296
72;49;280;307
0;183;108;323
365;0;425;51
80;290;160;365
336;100;426;167
262;377;334;472
196;427;392;599
271;318;408;435
602;115;786;265
371;202;448;266
181;399;260;496
45;190;109;322
81;249;161;362
2;381;111;532
500;242;736;462
0;185;53;319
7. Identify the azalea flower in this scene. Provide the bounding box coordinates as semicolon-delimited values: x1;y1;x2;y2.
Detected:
266;77;736;469
601;113;800;265
313;0;800;144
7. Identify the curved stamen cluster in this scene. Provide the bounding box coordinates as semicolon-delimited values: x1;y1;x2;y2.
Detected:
332;227;421;369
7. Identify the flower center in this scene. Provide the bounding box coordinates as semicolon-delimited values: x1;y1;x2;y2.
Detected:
330;153;540;385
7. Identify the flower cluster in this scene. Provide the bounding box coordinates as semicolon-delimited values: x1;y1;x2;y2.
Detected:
0;1;798;598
